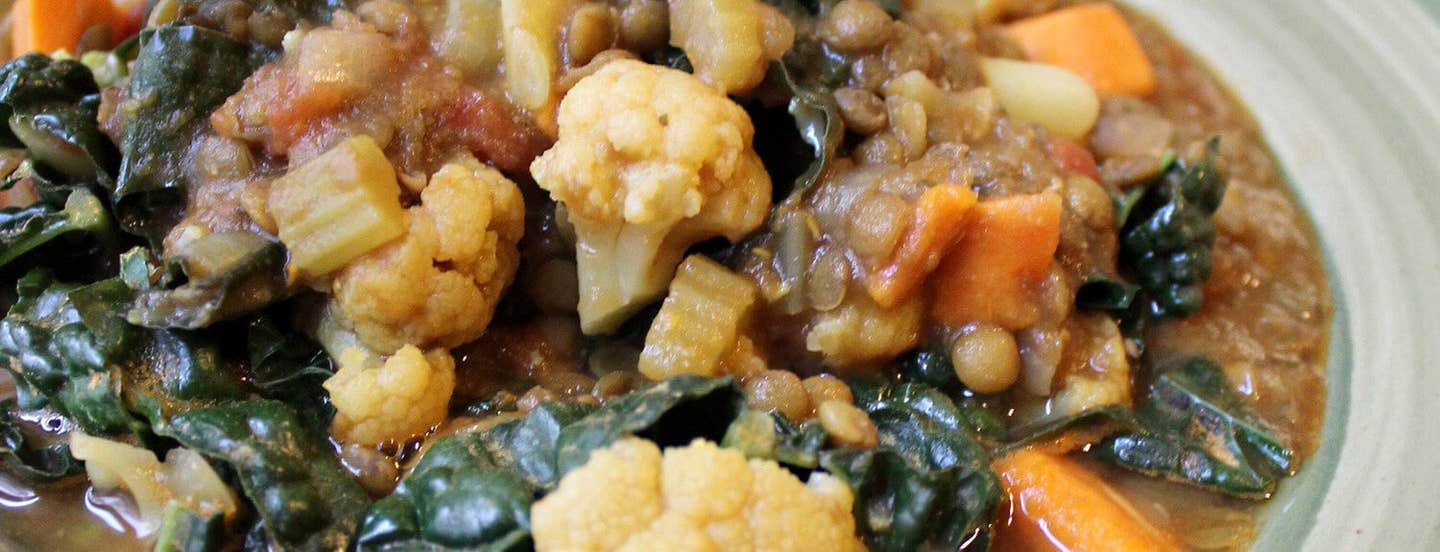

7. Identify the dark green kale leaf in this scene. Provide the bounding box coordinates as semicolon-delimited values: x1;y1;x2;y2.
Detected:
0;271;144;434
721;409;829;469
0;187;115;269
153;501;225;552
765;61;844;202
821;382;1003;552
1118;139;1225;317
0;269;250;438
1097;357;1294;499
356;376;739;550
894;349;1007;443
0;54;118;194
0;398;83;482
127;231;289;329
1000;405;1136;453
554;374;742;473
115;26;254;246
244;316;335;431
356;403;595;552
122;326;249;432
163;400;371;552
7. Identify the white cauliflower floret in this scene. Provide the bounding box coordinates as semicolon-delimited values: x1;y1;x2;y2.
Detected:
670;0;796;95
530;60;771;334
323;345;456;446
531;438;863;551
69;433;239;535
330;154;524;351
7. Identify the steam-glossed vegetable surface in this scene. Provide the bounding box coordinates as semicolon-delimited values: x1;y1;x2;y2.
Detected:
0;1;1331;551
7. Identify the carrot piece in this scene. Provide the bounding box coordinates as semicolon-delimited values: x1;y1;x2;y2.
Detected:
10;0;139;58
866;184;979;308
1003;3;1157;97
992;450;1180;552
930;192;1061;330
1046;136;1100;181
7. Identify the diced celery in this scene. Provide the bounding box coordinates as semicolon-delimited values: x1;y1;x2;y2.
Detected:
639;255;758;380
268;135;406;279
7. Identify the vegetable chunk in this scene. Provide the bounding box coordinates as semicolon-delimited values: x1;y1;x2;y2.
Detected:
530;438;864;551
639;255;759;381
980;57;1100;139
530;60;770;334
932;193;1063;330
268;135;406;281
993;449;1180;552
330;154;525;351
324;345;456;446
70;433;239;534
1003;3;1157;97
670;0;795;95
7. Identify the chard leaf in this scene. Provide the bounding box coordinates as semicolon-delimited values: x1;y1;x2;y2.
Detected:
822;382;1002;552
128;231;289;329
0;398;82;482
115;26;254;247
1098;357;1295;499
163;400;371;552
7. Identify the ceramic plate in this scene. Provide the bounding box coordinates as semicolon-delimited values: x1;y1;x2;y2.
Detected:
1125;0;1440;549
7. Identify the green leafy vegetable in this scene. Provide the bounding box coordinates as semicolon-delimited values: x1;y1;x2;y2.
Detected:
894;349;1007;443
0;54;118;195
1098;357;1294;499
357;376;740;550
556;375;741;472
0;188;115;269
722;409;830;469
357;402;595;551
0;271;143;434
244;316;335;431
0;399;82;482
115;26;255;246
1000;405;1135;454
1074;273;1141;312
767;62;844;202
128;232;289;329
822;382;1002;552
163;400;371;551
123;326;248;432
1118;139;1226;316
153;502;225;552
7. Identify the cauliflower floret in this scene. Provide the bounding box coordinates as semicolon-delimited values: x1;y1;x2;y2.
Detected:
530;60;771;334
330;154;524;351
69;433;239;534
323;345;456;446
806;292;924;369
531;438;863;552
670;0;796;95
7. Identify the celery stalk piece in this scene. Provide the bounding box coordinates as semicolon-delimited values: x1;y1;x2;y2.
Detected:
639;255;758;380
268;135;407;280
